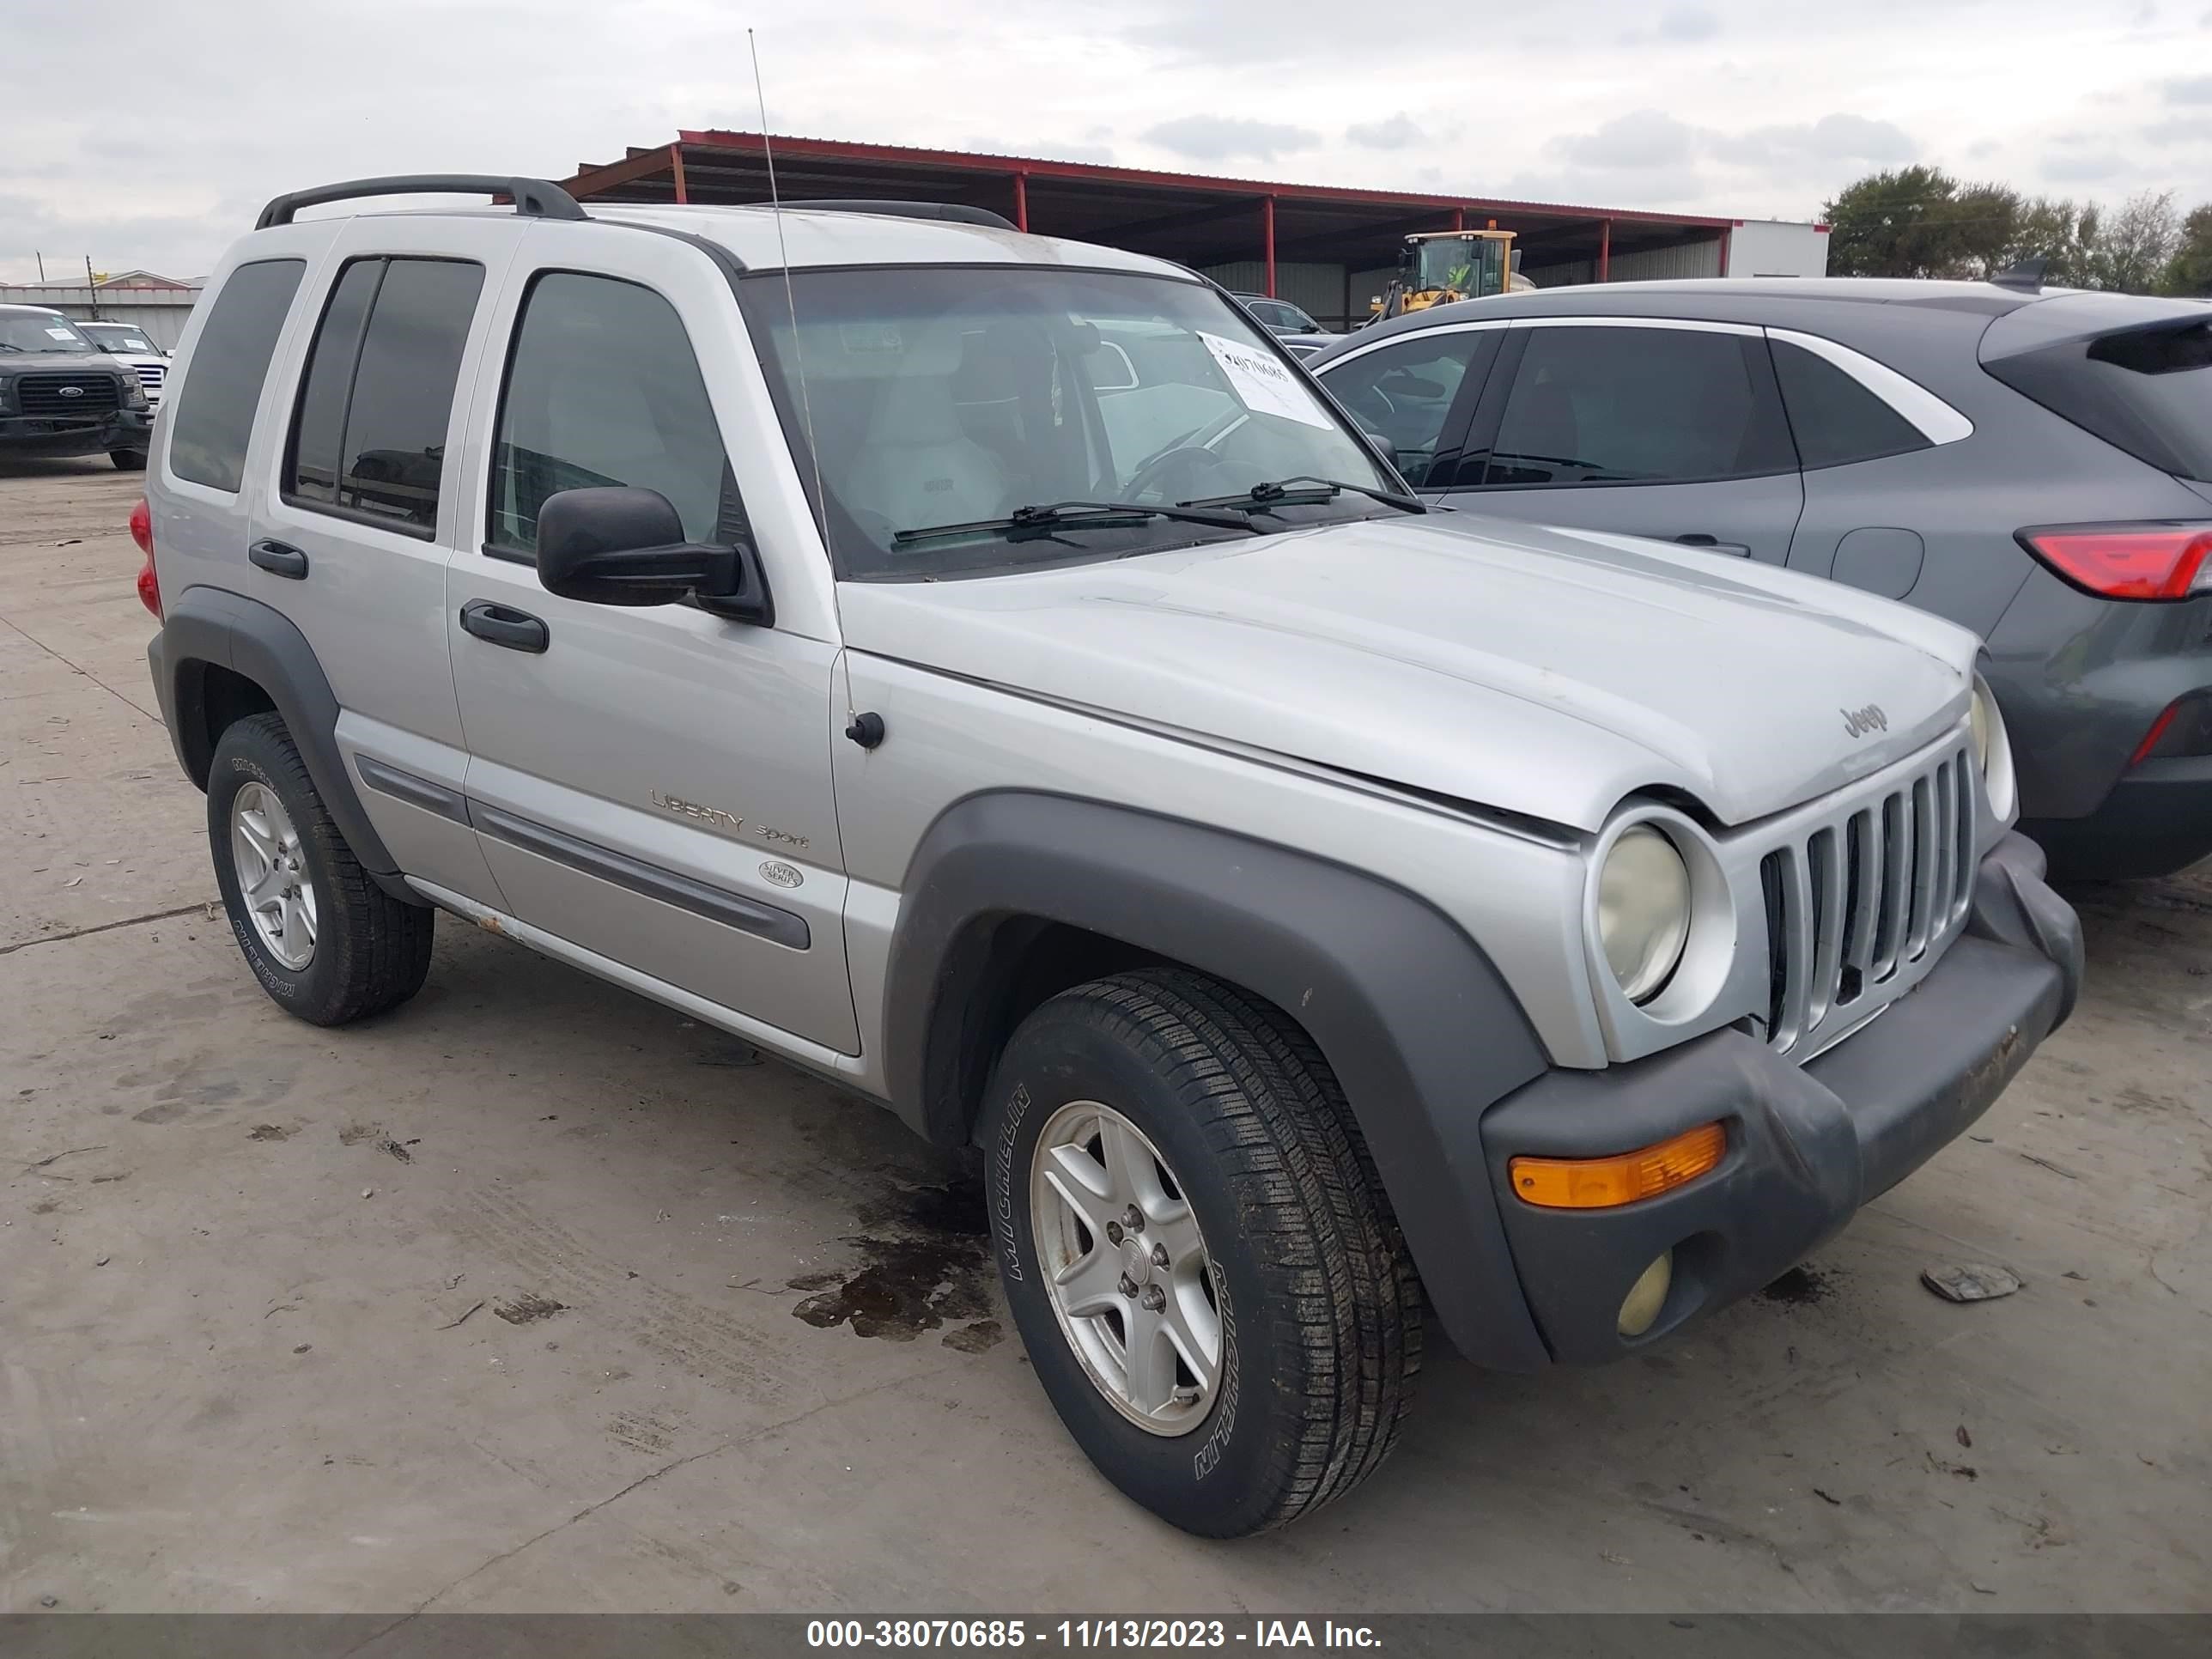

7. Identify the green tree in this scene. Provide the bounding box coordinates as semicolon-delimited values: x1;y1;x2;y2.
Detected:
2160;204;2212;295
1945;181;2025;279
2000;196;2095;286
1823;166;1968;277
1824;170;2207;293
2087;191;2182;293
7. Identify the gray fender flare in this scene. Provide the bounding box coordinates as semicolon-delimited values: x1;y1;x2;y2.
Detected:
882;790;1555;1370
150;584;414;898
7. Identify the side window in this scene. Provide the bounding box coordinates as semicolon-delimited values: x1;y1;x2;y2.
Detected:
1483;325;1794;487
488;272;738;558
166;258;306;492
284;256;484;535
1770;338;1931;469
289;260;380;507
1321;334;1483;487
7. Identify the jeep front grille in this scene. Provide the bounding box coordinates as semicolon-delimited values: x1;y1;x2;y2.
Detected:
1759;746;1975;1056
15;372;121;418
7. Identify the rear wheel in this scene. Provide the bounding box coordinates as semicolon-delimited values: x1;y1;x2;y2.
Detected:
208;713;433;1025
109;447;147;471
981;969;1420;1536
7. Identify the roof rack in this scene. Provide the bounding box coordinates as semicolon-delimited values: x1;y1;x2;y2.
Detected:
1991;257;2047;293
777;198;1018;232
256;174;587;231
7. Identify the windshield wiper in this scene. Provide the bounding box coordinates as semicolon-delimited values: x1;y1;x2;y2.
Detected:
890;499;1257;545
1180;475;1426;514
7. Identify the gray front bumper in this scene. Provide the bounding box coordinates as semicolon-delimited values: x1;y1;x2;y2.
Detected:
0;408;151;453
1470;832;2081;1366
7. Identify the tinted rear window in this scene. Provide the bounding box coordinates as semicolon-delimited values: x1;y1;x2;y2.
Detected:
1770;339;1931;469
166;258;306;492
1483;325;1795;487
284;257;483;534
1987;317;2212;483
289;260;380;506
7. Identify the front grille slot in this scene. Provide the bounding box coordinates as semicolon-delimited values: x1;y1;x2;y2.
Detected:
15;372;122;418
1760;746;1973;1058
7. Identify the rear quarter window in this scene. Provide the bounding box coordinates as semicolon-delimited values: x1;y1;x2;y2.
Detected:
1769;339;1932;469
165;258;307;492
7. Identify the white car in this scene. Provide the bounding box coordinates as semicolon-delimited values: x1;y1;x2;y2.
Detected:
76;320;170;404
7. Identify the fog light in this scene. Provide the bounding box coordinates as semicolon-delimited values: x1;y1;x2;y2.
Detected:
1618;1251;1674;1338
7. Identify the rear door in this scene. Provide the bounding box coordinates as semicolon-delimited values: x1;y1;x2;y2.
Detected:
1311;321;1506;493
251;217;524;905
1765;329;1997;617
1438;319;1805;562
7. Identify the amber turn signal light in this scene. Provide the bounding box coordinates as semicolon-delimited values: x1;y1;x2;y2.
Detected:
1510;1121;1725;1209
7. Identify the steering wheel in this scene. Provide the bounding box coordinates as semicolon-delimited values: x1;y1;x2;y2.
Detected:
1346;382;1396;423
1122;444;1226;503
1122;405;1249;501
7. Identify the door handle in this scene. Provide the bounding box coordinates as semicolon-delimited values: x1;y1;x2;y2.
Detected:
459;599;550;653
1673;533;1753;557
248;538;308;579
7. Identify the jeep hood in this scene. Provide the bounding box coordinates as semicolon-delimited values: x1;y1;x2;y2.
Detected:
835;514;1978;833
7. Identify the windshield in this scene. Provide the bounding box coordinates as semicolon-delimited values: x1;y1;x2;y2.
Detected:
739;266;1397;577
0;313;96;354
82;323;157;354
1413;237;1507;295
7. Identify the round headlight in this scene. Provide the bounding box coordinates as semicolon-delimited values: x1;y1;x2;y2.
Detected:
1970;682;1993;772
1598;824;1692;1004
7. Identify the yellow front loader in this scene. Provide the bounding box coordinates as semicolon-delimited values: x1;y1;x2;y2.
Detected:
1370;228;1531;320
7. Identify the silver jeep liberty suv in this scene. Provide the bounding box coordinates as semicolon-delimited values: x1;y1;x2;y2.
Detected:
138;175;2084;1538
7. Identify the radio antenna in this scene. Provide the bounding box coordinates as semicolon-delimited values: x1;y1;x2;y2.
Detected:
749;30;830;574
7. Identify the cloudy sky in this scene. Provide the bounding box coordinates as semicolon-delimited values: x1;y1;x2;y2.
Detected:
3;0;2210;283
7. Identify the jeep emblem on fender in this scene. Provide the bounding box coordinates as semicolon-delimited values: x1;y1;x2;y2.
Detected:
1841;703;1888;738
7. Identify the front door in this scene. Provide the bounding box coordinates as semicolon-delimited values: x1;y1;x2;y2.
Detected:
1439;319;1805;563
444;235;858;1054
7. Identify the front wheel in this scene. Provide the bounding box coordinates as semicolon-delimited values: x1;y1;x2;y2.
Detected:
981;969;1421;1537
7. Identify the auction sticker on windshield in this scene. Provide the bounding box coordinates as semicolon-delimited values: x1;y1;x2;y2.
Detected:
1197;331;1334;429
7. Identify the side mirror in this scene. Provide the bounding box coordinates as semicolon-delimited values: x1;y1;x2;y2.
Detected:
535;486;770;623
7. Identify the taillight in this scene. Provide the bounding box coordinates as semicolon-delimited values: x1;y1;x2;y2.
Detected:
2017;522;2212;600
131;496;161;618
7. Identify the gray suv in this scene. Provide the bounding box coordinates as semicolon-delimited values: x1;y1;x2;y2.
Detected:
1309;279;2212;879
138;176;2081;1537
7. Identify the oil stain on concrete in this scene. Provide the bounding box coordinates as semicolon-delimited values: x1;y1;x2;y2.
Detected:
788;1176;1001;1351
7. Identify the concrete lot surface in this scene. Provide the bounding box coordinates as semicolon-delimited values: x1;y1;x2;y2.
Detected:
3;456;2208;1613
